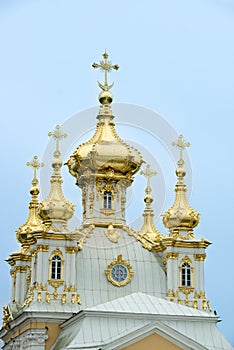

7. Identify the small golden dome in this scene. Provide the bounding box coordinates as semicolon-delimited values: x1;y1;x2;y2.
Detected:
162;135;200;236
40;125;74;232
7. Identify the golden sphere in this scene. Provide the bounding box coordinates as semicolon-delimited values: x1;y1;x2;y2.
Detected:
30;186;39;195
176;167;186;178
98;91;113;105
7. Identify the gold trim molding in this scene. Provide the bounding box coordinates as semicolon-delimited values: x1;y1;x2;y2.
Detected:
194;253;206;261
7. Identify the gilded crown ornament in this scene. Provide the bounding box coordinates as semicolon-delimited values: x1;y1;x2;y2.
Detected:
162;135;200;239
92;51;119;105
16;156;44;245
39;125;74;232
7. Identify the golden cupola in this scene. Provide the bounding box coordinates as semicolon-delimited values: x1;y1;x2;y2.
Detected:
67;52;143;186
139;165;163;243
66;53;142;224
16;156;44;245
162;135;200;239
39;125;74;232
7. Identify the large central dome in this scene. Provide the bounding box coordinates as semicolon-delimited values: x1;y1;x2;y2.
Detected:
67;104;143;184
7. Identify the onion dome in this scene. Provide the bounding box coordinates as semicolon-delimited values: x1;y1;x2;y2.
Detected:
162;135;200;238
66;52;143;185
39;125;74;232
16;156;44;245
139;165;163;242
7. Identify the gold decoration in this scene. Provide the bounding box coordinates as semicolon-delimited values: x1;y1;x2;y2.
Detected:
65;246;78;254
64;284;76;292
2;306;12;330
163;252;179;265
71;294;75;304
139;165;163;243
202;299;207;310
194;253;206;261
92;51;119;105
77;225;95;250
167;289;178;298
22;287;34;307
16;155;44;245
37;292;42;302
162;135;200;235
46;292;51;303
37;245;49;252
105;254;134;287
193;300;198;309
40;125;74;232
66;90;143;214
104;224;120;243
61;293;66;304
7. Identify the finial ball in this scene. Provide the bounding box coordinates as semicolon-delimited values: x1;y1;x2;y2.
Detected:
176;167;186;178
30;186;40;195
99;91;113;105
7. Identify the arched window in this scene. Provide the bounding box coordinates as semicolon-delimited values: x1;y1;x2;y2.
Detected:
181;262;191;287
104;191;112;209
51;255;62;280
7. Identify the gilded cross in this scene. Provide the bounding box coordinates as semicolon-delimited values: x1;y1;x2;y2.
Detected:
48;125;67;155
92;52;119;91
26;155;44;186
172;134;190;166
140;164;157;190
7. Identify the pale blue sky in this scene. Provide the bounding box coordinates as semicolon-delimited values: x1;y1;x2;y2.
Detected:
0;0;234;345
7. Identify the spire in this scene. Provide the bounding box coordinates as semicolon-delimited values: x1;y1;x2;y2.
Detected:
92;51;119;105
39;125;74;232
139;164;162;242
162;135;200;239
16;156;44;245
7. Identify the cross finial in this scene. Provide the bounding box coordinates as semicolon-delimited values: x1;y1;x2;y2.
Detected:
172;134;190;167
92;51;119;92
26;155;44;186
48;125;67;157
140;164;157;191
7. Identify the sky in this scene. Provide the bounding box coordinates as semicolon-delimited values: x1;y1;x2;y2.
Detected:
0;0;234;345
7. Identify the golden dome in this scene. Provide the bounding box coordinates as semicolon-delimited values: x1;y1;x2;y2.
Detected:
39;126;74;232
139;165;163;243
16;156;44;245
66;104;143;185
162;135;200;237
67;52;142;186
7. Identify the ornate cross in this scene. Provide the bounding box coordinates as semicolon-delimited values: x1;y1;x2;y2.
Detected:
140;164;157;190
92;52;119;91
172;134;190;166
48;125;67;155
26;155;44;186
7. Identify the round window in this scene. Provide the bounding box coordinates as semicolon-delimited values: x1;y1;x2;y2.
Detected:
110;264;128;283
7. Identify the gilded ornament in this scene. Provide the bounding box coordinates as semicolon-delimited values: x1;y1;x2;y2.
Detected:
163;252;179;265
2;306;12;330
61;293;66;304
162;135;200;235
37;245;49;252
40;125;74;232
194;253;206;261
46;292;51;303
105;254;134;287
105;224;120;243
37;292;42;302
65;246;78;254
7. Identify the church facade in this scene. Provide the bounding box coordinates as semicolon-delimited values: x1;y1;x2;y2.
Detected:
0;53;233;350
